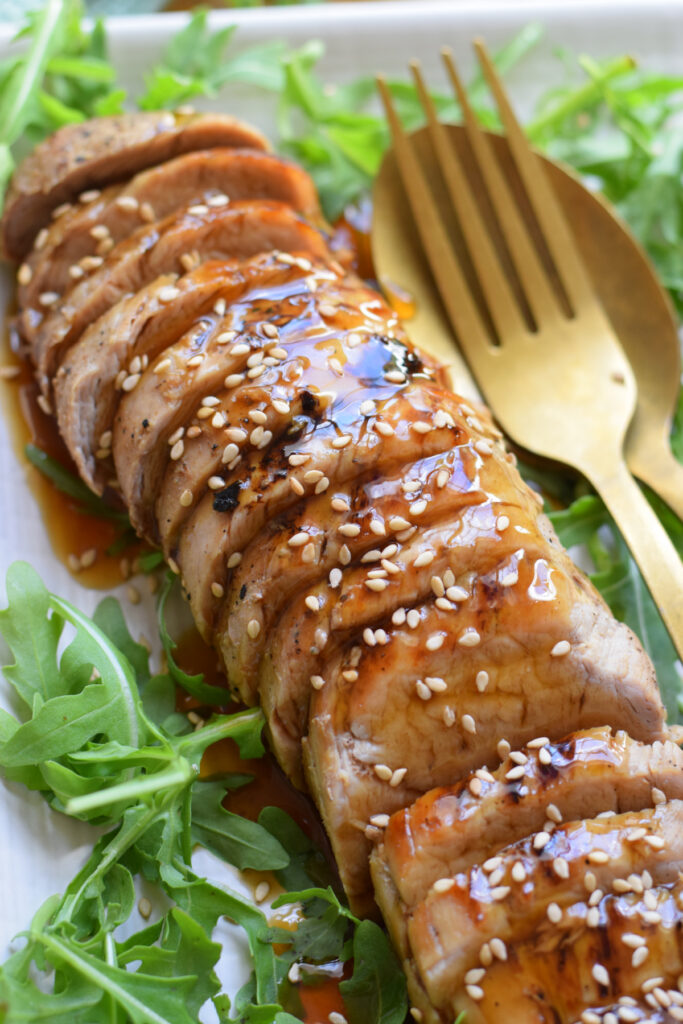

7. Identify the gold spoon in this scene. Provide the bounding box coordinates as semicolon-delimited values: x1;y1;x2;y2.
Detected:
372;125;683;521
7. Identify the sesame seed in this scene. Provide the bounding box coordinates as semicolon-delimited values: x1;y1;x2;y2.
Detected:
490;938;507;961
127;585;141;606
158;286;180;303
289;453;309;467
632;946;649;968
186;355;203;367
331;497;350;513
180;489;193;507
538;747;552;765
490;886;510;901
588;850;609;864
496;515;510;531
153;358;171;374
366;579;388;592
475;670;489;693
511;861;526;883
644;835;666;850
273;399;290;415
415;680;431;700
546;902;562;923
170;440;184;460
208;476;225;491
80;548;96;569
247;365;266;380
546;803;562;824
550;640;571;657
222;443;239;464
374;764;392;782
211;582;224;599
315;476;329;494
462;714;476;734
592;964;609;988
465;986;484;1002
360;399;375;416
412;421;431;434
39;291;59;307
426;676;446;692
116;195;139;211
310;675;325;690
384;369;406;384
474;439;493;455
506;765;526;781
413;551;434;568
339;545;351;565
319;303;337;317
497;739;511;759
375;421;395;437
390;768;407;787
90;224;110;240
527;736;551;749
387;517;412;537
0;365;21;380
446;585;469;602
288;963;301;984
69;264;85;280
253;880;270;904
458;628;481;647
622;933;646;949
651;787;666;805
342;669;358;682
426;634;443;651
247;619;261;639
533;831;551;851
262;322;279;339
79;189;101;203
305;595;320;612
226;427;248;443
509;751;528;765
121;373;140;392
339;523;361;537
35;227;48;249
581;1014;600;1024
188;203;209;216
17;263;32;286
469;777;482;796
409;499;427;516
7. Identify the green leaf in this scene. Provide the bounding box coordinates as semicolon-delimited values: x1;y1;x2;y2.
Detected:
339;920;407;1024
37;931;201;1024
157;573;229;705
548;494;608;549
93;597;151;686
24;444;130;524
191;780;289;871
0;562;63;708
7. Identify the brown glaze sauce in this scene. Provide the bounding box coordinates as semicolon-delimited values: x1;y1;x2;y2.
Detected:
1;201;375;1021
1;317;147;589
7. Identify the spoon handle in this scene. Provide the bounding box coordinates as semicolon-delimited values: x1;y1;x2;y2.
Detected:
586;456;683;664
628;444;683;524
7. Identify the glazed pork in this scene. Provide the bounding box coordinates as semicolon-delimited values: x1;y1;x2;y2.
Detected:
3;111;680;1024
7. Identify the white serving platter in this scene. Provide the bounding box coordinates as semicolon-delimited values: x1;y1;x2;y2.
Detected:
1;0;682;1014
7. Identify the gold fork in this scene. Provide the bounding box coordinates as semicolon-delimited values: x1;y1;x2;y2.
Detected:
375;42;683;663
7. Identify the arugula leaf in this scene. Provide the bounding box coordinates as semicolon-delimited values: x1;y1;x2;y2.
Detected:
191;780;289;871
24;443;130;525
157;571;231;706
339;920;407;1024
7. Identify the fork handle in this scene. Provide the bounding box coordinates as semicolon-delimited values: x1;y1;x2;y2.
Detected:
628;443;683;525
587;457;683;663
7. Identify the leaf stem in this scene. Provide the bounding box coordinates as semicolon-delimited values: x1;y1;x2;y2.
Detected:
65;758;194;815
526;55;636;139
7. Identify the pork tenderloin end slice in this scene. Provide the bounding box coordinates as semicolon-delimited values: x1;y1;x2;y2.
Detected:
2;111;269;260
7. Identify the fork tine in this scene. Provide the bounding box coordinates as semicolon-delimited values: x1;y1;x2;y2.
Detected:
441;47;562;326
375;75;494;360
473;39;595;314
409;59;528;340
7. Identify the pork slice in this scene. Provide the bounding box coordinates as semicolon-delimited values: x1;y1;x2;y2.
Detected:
406;801;683;1015
175;378;462;652
446;880;683;1024
227;444;488;731
31;199;329;393
262;497;547;784
54;253;326;493
2;111;269;260
115;268;393;537
19;148;324;309
373;728;683;911
303;577;663;913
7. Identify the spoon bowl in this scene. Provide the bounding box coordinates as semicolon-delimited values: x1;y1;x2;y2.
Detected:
373;124;683;519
